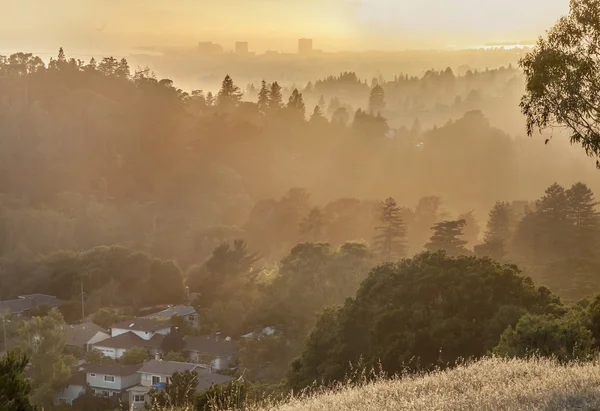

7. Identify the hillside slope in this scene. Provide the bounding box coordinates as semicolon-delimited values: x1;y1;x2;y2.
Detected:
256;357;600;411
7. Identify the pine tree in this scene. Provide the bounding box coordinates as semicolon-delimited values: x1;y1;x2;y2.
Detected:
566;182;600;252
217;75;242;109
115;58;130;78
268;81;283;110
206;92;215;107
257;80;270;114
287;89;306;118
373;197;407;260
310;105;326;123
425;220;469;256
484;202;512;243
369;85;385;114
299;207;326;242
318;95;326;111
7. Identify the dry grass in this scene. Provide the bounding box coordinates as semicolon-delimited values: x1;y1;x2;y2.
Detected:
248;357;600;411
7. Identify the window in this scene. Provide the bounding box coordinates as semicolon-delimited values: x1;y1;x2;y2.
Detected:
104;375;115;383
188;315;194;321
102;390;110;397
152;376;160;385
133;395;145;402
90;373;96;377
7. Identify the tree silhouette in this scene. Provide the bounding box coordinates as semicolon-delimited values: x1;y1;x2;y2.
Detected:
425;219;468;256
217;75;242;109
566;182;600;254
257;80;270;114
520;0;600;164
268;81;283;110
373;197;407;260
287;89;306;118
369;85;385;114
485;202;512;243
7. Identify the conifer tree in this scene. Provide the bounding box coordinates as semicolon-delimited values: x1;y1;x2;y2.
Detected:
425;219;468;256
566;182;600;252
373;197;407;260
206;92;215;107
287;89;306;118
257;80;270;114
115;58;130;78
369;85;385;114
310;105;326;123
217;75;242;109
268;81;283;110
485;201;512;243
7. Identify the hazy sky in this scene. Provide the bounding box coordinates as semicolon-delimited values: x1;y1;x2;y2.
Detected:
1;0;570;54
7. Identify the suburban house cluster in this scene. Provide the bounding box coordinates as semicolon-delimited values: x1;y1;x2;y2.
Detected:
56;358;236;409
53;303;239;406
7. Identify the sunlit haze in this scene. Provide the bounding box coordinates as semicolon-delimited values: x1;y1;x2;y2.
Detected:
2;0;569;54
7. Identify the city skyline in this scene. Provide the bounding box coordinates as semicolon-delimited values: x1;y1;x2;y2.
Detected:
1;0;569;55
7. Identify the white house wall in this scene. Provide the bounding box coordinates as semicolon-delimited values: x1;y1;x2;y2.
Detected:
55;384;85;405
111;328;170;340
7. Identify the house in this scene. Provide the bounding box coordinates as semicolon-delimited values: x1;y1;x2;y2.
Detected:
143;305;199;327
241;326;277;340
110;318;171;340
128;359;234;410
183;335;238;370
55;371;87;405
0;294;61;317
61;321;110;352
54;363;141;405
91;331;165;360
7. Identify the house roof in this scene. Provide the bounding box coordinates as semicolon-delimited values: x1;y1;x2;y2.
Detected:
62;322;108;347
111;318;171;332
67;371;87;387
92;331;165;350
143;305;197;320
138;360;199;376
82;363;141;377
195;371;235;391
183;336;238;357
0;294;61;315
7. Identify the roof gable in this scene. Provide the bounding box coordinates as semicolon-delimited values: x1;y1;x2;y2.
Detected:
111;318;171;332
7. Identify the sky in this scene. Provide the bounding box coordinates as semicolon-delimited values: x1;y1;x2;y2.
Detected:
1;0;570;54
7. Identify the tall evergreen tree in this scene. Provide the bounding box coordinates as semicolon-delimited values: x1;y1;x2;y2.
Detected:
115;58;130;78
0;351;34;411
318;95;326;111
373;197;407;260
217;75;242;109
268;81;283;110
566;182;600;252
485;202;512;243
206;92;215;107
310;105;326;123
257;80;270;114
425;219;469;256
369;85;385;114
287;89;306;118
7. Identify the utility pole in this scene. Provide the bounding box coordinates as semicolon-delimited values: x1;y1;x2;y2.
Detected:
2;316;7;354
80;281;86;321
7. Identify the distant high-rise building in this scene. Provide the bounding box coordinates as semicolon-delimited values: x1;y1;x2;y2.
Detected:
298;38;313;55
235;42;249;54
198;42;223;54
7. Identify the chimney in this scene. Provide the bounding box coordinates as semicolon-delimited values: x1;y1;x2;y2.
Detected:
155;352;161;361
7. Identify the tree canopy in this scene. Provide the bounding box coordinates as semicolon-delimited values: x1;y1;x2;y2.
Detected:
288;252;560;389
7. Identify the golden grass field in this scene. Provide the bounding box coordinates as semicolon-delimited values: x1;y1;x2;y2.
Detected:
247;357;600;411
